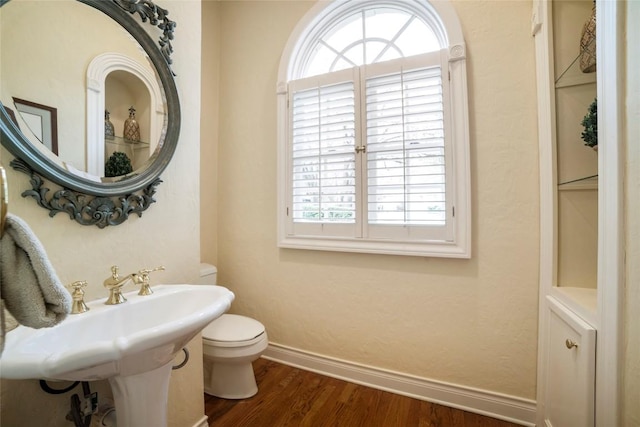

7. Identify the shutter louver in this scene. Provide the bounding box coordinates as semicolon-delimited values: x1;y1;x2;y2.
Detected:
365;66;447;226
291;82;357;224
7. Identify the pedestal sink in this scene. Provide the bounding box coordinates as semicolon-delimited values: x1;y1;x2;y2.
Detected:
0;284;235;427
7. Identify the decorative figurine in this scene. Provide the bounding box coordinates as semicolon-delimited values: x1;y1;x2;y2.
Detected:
105;110;115;139
579;1;596;73
123;106;141;142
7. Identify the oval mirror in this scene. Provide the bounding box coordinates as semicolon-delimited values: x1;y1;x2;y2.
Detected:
0;0;180;227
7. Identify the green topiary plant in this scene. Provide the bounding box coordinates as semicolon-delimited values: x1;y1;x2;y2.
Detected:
105;151;133;177
581;98;597;148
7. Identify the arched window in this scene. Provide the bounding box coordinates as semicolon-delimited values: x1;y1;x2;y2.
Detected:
277;0;470;258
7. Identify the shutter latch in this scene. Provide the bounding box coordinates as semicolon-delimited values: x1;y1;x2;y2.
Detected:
355;145;366;154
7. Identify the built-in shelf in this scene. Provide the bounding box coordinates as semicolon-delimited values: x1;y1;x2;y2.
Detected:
106;136;150;149
105;136;151;171
536;2;623;425
558;174;598;191
554;36;597;89
555;73;596;89
553;1;598;310
552;286;597;327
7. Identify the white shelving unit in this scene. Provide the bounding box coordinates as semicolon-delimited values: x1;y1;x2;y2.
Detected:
533;0;624;426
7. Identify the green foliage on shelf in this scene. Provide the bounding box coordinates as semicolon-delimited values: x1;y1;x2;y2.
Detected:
105;151;133;177
581;98;597;148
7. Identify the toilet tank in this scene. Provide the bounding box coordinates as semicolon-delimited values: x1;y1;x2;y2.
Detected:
198;263;218;286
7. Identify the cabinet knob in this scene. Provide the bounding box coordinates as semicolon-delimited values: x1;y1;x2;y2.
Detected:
565;339;578;349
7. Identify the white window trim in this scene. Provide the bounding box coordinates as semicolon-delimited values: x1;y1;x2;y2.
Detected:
277;0;471;258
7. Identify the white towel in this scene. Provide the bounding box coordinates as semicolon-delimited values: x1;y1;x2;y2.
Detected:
0;214;71;330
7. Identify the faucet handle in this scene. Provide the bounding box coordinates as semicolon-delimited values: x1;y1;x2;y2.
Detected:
138;266;165;275
136;266;165;296
69;280;88;291
110;265;120;279
67;281;89;314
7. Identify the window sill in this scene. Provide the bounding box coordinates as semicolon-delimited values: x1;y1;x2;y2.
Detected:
278;236;470;258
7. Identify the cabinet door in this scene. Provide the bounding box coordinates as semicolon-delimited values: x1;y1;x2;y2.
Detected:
544;296;596;427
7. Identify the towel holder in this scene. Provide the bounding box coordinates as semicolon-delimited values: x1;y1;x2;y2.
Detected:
0;165;7;238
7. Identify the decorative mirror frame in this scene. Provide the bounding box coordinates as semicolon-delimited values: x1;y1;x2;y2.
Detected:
0;0;181;228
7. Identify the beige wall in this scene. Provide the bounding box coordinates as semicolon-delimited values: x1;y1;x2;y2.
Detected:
624;2;640;424
214;0;540;399
0;1;205;426
201;0;221;266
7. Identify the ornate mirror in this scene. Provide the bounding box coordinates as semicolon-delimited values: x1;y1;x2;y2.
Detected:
0;0;180;227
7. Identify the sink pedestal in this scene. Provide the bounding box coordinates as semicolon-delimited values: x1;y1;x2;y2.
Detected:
108;361;173;427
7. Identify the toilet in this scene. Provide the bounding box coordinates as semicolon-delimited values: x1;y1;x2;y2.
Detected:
198;264;268;399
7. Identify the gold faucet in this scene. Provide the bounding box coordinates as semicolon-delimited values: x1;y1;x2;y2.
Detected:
103;265;136;305
134;266;165;296
104;265;166;304
68;281;90;314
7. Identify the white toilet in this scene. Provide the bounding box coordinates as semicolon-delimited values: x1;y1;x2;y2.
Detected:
198;264;268;399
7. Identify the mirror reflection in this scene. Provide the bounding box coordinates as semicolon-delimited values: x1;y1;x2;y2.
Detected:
0;0;166;181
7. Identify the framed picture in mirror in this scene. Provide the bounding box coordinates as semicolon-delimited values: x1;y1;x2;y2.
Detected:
12;97;58;155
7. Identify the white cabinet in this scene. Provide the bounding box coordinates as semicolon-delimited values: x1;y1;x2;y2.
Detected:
543;296;596;427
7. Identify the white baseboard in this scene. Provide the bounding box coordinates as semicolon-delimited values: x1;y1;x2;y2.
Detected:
192;415;209;427
263;343;536;427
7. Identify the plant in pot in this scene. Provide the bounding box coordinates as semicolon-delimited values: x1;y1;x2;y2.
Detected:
581;98;597;151
105;151;133;177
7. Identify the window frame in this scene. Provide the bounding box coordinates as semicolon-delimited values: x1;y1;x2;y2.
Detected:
277;0;470;258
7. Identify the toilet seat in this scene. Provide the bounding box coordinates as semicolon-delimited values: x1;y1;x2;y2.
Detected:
202;314;265;348
201;313;268;399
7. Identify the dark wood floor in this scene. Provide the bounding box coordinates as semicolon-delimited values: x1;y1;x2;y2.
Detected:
205;358;522;427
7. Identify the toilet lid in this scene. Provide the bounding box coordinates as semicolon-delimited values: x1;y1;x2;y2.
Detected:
202;314;265;342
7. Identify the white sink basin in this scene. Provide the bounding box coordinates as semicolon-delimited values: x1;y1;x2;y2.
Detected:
1;284;234;380
0;284;234;427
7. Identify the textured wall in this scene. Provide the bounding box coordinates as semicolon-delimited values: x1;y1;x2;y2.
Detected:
215;0;540;399
201;0;221;266
0;1;204;426
624;2;640;424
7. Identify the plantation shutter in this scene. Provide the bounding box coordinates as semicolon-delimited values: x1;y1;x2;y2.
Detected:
286;54;454;243
288;68;361;238
363;53;453;241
